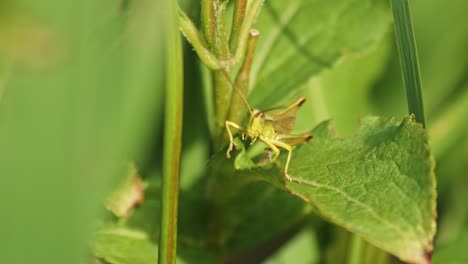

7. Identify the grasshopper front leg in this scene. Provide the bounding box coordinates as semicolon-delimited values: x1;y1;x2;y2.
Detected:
225;121;244;159
266;139;294;182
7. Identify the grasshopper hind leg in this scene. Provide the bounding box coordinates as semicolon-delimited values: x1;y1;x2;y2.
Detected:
281;144;293;182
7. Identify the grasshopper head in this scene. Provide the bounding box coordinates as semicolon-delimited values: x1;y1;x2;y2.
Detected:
248;109;266;133
252;109;265;122
252;109;264;118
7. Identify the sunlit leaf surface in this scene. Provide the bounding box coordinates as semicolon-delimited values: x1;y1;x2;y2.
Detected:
218;116;436;263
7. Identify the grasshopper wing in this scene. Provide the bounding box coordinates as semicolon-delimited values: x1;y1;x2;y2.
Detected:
264;96;306;134
275;133;313;146
266;114;296;134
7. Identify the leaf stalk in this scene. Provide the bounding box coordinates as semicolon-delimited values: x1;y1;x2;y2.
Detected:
227;29;259;125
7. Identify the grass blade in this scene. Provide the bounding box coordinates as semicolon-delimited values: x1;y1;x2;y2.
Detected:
391;0;426;127
158;0;184;262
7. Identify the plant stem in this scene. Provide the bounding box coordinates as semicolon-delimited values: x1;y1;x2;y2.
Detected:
213;0;230;58
227;29;259;124
179;1;264;72
201;0;215;48
178;9;223;70
230;0;247;53
347;235;390;264
390;0;426;127
212;0;233;149
347;235;364;264
230;0;264;67
213;70;232;149
158;0;184;262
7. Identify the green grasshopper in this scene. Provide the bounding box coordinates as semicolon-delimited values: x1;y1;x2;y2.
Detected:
223;72;313;181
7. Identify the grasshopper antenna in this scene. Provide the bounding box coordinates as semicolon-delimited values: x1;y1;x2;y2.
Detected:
222;70;254;115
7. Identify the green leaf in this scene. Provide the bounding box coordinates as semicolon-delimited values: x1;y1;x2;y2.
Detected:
91;174;216;264
222;184;308;254
92;225;158;264
92;225;216;264
287;116;436;263
249;0;392;108
223;116;436;263
206;142;308;257
295;33;393;136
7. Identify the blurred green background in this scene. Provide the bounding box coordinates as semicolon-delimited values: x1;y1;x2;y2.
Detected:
0;0;467;263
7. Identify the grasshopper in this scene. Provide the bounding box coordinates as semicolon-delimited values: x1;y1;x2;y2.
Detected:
223;72;313;181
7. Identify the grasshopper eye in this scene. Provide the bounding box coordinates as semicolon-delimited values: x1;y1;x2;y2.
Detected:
260;112;265;121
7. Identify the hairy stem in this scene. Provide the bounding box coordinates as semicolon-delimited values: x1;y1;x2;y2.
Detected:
179;1;264;71
230;0;247;53
201;0;215;48
213;0;230;58
213;70;232;149
212;0;233;149
178;9;222;70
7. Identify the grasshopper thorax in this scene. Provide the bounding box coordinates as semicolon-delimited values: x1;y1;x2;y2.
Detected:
247;109;277;140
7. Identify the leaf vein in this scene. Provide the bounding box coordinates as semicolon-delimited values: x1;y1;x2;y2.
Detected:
250;0;302;87
290;177;409;240
254;0;358;86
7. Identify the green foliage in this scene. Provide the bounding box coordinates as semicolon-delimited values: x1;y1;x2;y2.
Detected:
286;116;435;263
211;116;436;263
249;0;392;108
92;225;158;264
92;0;441;262
3;0;468;263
